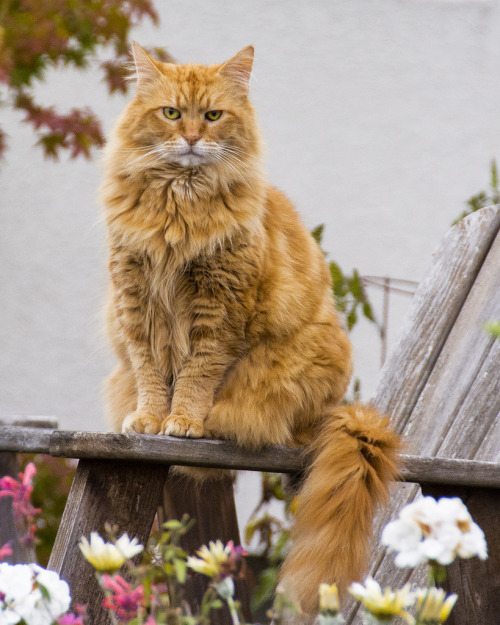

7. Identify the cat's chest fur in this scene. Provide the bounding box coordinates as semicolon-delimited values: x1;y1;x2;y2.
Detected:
143;253;196;376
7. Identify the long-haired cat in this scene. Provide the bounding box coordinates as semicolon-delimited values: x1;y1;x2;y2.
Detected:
101;42;399;613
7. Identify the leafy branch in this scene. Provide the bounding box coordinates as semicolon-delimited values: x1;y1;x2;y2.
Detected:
0;0;171;160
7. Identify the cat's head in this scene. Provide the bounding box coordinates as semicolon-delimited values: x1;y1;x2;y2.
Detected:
110;43;261;178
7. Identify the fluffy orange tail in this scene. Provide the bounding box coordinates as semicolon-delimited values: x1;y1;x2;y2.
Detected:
280;404;400;613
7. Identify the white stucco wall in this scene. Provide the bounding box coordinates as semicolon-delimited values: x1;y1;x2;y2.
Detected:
1;0;499;529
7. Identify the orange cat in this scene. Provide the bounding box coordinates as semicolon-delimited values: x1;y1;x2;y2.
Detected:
101;42;399;612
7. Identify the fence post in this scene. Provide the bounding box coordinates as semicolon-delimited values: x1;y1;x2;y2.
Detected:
48;459;170;625
161;471;252;625
421;483;500;625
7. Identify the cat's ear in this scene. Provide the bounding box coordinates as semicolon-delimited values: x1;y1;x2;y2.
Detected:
219;45;254;96
131;41;163;91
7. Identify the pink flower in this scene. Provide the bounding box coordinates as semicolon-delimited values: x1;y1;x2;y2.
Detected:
58;613;84;625
58;604;87;625
0;462;41;520
0;542;12;561
101;574;145;622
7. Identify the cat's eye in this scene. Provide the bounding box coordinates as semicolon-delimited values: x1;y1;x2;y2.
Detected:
163;107;181;120
205;110;223;121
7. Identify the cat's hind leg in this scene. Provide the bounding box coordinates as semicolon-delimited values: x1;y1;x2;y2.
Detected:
205;323;352;447
105;363;138;432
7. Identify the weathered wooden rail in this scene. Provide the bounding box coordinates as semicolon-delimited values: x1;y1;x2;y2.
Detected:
1;205;499;625
2;425;500;488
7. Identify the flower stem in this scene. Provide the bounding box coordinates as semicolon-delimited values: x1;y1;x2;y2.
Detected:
226;596;241;625
414;578;434;625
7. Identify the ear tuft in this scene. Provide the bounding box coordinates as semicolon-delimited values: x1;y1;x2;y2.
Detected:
131;41;162;90
219;45;254;96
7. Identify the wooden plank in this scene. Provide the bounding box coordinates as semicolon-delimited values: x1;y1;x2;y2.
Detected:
48;459;169;625
400;455;500;489
48;430;304;473
400;228;500;457
474;409;500;462
161;472;251;625
1;425;500;488
374;205;500;433
422;484;500;625
0;425;55;453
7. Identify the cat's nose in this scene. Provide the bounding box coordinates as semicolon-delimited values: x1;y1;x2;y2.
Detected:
184;134;201;146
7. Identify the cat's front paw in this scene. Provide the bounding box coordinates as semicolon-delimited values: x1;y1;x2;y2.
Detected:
161;413;204;438
122;411;163;434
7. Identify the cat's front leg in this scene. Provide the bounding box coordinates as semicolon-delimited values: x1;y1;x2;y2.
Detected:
109;247;171;434
121;355;171;434
161;334;234;438
121;332;173;434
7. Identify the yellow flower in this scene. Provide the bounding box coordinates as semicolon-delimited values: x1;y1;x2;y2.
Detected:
186;540;232;578
79;532;142;573
415;588;458;623
349;578;415;622
319;583;340;614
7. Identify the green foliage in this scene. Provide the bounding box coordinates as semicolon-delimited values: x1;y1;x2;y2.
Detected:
0;0;171;160
453;159;500;224
310;224;325;245
484;320;500;339
144;514;196;610
312;225;380;333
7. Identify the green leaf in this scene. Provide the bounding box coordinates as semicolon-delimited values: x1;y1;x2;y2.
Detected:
352;377;361;402
162;520;184;531
311;224;324;245
272;529;291;561
349;269;362;299
347;307;358;330
163;547;174;561
251;566;279;610
37;582;51;601
484;320;500;339
163;563;174;575
174;557;187;584
143;576;151;609
329;261;344;288
210;599;223;609
362;301;375;322
244;516;259;544
491;159;498;191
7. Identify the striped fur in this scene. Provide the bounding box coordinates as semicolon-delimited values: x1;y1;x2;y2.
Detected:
101;43;399;612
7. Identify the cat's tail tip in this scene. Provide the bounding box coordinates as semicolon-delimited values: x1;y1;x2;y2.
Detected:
279;403;400;614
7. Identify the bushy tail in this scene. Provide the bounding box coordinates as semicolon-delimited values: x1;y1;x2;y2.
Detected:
280;403;400;613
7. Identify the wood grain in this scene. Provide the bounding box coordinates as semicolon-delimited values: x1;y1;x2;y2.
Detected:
347;208;500;624
374;205;500;433
1;425;500;487
48;459;169;625
161;472;251;625
422;484;500;625
401;228;500;458
0;424;55;453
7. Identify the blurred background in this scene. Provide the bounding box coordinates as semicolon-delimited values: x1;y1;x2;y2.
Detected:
1;0;500;530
